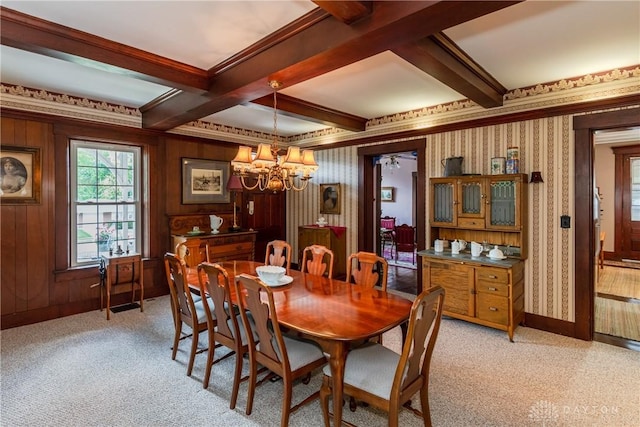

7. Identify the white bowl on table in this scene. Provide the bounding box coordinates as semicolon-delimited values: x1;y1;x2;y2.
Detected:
256;265;286;286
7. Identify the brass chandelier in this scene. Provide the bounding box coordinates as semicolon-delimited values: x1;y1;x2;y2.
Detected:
231;80;318;192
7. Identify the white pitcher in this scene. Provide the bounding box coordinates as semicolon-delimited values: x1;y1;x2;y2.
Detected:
209;214;224;234
470;241;483;257
451;240;461;254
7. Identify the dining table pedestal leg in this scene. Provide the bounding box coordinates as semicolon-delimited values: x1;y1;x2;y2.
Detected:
319;340;348;426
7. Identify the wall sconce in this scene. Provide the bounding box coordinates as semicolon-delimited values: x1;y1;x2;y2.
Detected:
530;171;544;183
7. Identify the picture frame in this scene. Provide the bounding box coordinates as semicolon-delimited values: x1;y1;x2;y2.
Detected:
0;145;41;205
320;183;341;214
380;186;395;202
181;158;230;204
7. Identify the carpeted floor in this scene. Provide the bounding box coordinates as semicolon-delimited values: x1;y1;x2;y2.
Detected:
2;295;639;426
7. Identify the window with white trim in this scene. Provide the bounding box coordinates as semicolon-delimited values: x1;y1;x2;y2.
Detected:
70;140;141;266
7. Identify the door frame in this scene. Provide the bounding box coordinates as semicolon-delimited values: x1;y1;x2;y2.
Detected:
358;139;426;293
573;106;640;340
612;145;640;259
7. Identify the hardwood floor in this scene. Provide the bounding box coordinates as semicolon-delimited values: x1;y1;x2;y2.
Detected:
386;264;418;295
595;264;640;347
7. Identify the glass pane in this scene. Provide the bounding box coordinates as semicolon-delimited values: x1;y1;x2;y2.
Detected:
632;157;640;221
76;148;97;167
433;183;454;222
490;180;516;226
461;182;481;214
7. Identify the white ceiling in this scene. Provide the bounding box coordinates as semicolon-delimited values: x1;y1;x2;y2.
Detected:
1;1;639;140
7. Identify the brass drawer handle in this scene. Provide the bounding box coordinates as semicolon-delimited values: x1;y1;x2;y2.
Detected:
489;275;497;279
489;307;498;311
488;287;497;291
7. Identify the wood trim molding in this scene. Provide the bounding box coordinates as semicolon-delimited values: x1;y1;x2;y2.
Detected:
573;106;640;341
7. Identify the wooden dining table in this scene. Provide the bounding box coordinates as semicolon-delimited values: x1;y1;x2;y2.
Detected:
188;260;412;426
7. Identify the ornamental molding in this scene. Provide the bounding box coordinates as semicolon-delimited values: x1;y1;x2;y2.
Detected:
1;65;638;145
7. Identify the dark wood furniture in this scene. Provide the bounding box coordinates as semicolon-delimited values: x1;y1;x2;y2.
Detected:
172;231;256;266
188;260;412;427
298;225;347;279
394;224;416;263
101;252;144;320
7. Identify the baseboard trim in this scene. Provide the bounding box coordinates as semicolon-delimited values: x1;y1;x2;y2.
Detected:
524;313;577;339
594;332;640;351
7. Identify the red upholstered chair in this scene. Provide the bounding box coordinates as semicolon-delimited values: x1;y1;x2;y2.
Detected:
380;216;396;258
394;224;416;264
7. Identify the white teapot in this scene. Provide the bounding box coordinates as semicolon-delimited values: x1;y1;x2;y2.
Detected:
209;214;224;234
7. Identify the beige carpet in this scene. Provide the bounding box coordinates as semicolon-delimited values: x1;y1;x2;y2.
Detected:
2;295;639;426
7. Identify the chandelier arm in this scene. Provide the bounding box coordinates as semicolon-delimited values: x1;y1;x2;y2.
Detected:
239;174;261;191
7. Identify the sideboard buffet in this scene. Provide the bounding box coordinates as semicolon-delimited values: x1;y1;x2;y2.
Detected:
424;173;528;341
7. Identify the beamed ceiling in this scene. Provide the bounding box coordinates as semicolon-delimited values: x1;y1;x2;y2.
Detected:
1;1;639;146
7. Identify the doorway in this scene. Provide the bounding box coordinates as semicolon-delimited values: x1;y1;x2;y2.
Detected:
358;139;426;295
378;152;418;261
574;106;640;348
594;136;640;345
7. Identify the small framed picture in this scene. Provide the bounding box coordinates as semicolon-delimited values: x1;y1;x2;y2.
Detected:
491;157;506;175
181;158;230;204
381;187;395;202
0;145;41;204
320;183;341;214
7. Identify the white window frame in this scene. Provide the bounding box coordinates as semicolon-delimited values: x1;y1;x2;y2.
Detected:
70;140;141;266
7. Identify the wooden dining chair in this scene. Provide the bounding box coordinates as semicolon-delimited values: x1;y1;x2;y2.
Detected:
347;251;389;291
264;240;293;268
163;253;215;377
234;273;327;427
197;262;253;408
300;244;334;278
394;224;416;264
319;286;446;427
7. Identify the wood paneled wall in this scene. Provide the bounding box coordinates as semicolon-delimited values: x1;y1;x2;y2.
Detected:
0;113;239;329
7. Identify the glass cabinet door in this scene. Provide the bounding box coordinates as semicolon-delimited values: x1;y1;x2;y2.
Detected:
457;177;485;218
430;178;457;226
486;175;524;230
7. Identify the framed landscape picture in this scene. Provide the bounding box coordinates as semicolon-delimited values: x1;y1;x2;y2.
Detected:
0;145;41;205
181;158;230;204
381;186;394;202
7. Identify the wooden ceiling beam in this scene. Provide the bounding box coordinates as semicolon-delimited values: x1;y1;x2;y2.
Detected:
249;93;367;132
392;32;506;108
0;7;209;92
142;1;521;130
312;1;373;24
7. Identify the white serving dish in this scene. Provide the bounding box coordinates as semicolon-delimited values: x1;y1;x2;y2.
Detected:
256;265;286;285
